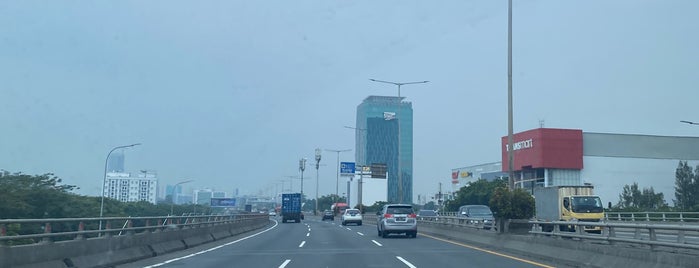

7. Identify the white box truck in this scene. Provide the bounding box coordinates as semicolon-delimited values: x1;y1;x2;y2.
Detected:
534;186;604;233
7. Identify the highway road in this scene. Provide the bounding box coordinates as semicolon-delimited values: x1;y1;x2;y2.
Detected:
118;216;559;268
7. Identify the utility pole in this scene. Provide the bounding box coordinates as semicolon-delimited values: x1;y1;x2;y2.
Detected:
357;165;364;213
438;182;443;210
507;0;515;190
299;158;307;198
315;149;321;216
325;149;351;207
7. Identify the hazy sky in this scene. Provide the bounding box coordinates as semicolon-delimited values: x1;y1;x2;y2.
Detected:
1;1;698;201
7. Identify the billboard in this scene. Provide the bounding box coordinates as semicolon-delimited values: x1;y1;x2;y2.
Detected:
210;198;236;207
370;163;387;179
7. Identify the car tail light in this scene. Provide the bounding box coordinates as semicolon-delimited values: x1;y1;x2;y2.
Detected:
408;213;417;218
383;213;393;219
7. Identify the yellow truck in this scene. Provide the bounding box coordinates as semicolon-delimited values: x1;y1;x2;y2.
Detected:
534;186;604;233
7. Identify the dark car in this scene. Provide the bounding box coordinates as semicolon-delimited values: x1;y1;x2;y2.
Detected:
322;210;334;221
417;209;439;221
458;205;495;230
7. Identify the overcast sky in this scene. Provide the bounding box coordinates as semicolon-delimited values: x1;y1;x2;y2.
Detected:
1;1;697;201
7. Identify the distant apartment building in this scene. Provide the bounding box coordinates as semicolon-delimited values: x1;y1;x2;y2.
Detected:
166;184;194;204
194;189;226;205
104;171;158;204
106;151;125;172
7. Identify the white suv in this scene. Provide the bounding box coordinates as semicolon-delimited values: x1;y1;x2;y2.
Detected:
376;204;417;238
341;209;363;226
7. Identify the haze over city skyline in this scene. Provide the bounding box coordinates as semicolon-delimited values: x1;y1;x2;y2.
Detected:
1;1;698;204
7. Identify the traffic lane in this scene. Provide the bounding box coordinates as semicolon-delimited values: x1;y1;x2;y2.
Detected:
360;219;556;268
117;218;312;268
289;217;413;268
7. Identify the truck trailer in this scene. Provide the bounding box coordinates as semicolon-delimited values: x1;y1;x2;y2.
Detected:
534;186;604;233
281;193;302;223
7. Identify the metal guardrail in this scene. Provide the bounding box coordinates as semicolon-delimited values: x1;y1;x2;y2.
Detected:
363;213;494;230
605;212;699;222
416;215;496;231
438;211;699;222
0;213;268;246
529;220;699;250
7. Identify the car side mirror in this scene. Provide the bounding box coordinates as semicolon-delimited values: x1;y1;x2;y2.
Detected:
376;211;381;216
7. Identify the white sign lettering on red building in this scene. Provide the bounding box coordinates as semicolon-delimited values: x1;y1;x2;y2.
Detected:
505;138;533;151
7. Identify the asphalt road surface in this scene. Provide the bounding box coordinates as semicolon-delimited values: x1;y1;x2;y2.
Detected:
118;216;558;268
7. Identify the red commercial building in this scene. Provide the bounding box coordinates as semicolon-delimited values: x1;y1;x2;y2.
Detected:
496;128;699;205
501;128;584;189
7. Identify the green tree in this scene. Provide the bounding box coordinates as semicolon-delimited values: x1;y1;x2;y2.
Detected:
488;187;534;219
510;189;535;219
640;187;667;210
422;201;437;211
444;178;506;211
616;182;667;211
364;201;388;213
674;161;697;210
489;187;512;219
617;183;641;209
0;172;78;219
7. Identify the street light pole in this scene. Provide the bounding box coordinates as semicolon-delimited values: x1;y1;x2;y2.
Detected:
170;179;193;216
314;149;321;216
299;158;307;199
325;149;351;207
345;126;367;211
507;0;515;190
369;78;429;203
99;143;141;233
284;176;296;192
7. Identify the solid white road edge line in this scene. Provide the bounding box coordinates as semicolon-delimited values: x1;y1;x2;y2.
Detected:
143;219;280;268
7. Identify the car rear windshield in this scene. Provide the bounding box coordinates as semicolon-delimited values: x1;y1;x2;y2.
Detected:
347;210;359;215
387;206;413;214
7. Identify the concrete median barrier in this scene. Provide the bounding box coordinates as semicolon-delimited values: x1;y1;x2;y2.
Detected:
1;217;271;268
417;220;698;268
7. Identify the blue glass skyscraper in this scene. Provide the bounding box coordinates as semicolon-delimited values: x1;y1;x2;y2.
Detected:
356;96;413;204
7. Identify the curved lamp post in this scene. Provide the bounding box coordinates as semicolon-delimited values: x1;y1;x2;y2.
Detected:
171;179;194;216
369;78;429;203
325;149;351;207
314;149;321;216
99;143;141;233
